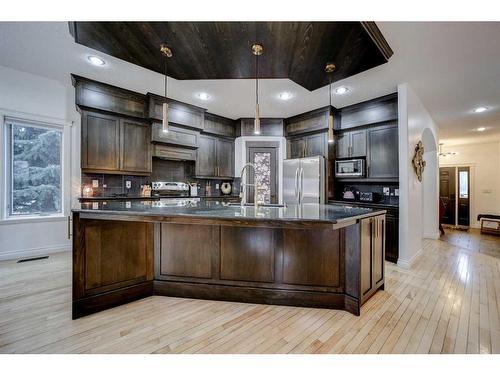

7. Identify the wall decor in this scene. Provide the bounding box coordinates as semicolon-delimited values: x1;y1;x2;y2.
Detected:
412;140;426;182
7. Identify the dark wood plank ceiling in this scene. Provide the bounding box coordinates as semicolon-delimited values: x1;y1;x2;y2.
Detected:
70;22;392;91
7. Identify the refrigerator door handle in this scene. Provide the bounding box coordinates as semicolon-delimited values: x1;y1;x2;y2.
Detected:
294;167;299;200
299;167;304;203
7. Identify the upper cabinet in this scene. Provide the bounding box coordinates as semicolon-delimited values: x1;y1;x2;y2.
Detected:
284;107;331;136
151;122;199;148
237;118;284;137
336;129;366;159
339;93;397;130
73;75;147;119
81;110;151;175
204;113;236;138
195;135;234;178
287;132;328;159
147;93;205;130
366;124;398;179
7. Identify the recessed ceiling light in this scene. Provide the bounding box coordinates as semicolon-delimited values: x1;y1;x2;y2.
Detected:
87;55;106;66
334;86;349;95
476;127;486;132
197;92;211;101
278;92;292;101
473;106;488;113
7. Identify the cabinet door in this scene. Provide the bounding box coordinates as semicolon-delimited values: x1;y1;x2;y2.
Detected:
288;138;306;159
120;119;151;174
81;111;120;171
350;129;366;157
373;216;385;285
367;125;398;179
335;132;350;159
216;138;234;177
196;135;217;176
151;123;198;148
385;212;399;263
305;132;327;157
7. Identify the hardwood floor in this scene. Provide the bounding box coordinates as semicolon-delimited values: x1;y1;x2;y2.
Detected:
440;227;500;259
0;236;499;354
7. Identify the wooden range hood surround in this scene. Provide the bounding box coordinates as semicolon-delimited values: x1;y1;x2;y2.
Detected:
69;21;393;91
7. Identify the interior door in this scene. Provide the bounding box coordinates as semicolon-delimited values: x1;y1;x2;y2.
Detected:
247;145;279;204
439;167;456;225
457;167;470;227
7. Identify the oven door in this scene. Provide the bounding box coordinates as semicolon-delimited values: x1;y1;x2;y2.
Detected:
335;159;365;177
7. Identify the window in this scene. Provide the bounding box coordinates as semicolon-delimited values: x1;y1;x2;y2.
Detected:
5;118;63;217
459;170;469;198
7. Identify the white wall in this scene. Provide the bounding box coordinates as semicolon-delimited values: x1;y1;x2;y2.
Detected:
0;65;80;260
234;136;287;204
439;141;500;227
397;83;440;268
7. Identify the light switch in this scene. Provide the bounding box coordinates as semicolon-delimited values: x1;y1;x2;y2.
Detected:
92;180;99;188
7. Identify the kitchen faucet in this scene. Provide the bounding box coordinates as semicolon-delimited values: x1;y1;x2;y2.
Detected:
239;163;263;208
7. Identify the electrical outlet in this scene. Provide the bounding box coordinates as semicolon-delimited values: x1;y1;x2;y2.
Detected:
92;179;99;188
394;188;399;197
383;187;390;196
126;201;131;209
125;180;131;189
216;184;219;189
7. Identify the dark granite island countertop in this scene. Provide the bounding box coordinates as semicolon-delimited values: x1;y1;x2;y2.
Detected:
71;201;387;319
72;200;385;225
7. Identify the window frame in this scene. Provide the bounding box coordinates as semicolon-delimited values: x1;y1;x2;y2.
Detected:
0;110;72;223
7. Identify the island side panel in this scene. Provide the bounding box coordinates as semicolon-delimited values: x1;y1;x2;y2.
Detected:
72;213;154;319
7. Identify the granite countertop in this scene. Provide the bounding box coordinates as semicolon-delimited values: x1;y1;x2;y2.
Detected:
328;199;399;209
72;200;385;224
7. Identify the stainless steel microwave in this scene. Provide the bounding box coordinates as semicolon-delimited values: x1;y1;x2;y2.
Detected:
335;159;365;178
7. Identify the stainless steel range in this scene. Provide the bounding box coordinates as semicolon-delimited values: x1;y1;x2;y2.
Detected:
151;181;200;207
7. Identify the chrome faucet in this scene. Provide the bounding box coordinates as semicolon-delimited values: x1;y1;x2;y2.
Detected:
239;163;261;208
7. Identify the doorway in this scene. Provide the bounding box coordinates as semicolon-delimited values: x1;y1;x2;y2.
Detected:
439;166;470;228
246;142;279;204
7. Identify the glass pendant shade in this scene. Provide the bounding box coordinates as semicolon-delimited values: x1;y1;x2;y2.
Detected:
254;103;261;135
328;113;334;143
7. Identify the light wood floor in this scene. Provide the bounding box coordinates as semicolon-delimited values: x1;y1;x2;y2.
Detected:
1;233;499;354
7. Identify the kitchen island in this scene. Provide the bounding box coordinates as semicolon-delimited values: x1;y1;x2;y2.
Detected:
71;201;386;318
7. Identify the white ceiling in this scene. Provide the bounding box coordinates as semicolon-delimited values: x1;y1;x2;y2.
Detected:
0;21;499;146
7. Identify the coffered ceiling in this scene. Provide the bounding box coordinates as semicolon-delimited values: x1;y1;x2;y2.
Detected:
0;21;499;145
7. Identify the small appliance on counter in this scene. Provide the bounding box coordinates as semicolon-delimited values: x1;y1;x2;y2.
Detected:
189;182;198;197
220;182;232;195
342;186;357;201
359;191;383;203
151;181;190;198
140;183;152;197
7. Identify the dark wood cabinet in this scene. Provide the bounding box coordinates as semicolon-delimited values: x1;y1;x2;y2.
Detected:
335;129;366;158
367;124;398;179
81;110;151;175
360;214;385;304
287;132;328;159
151;122;198;148
196;135;234;178
339;93;397;130
384;208;399;263
153;144;196;161
238;118;284;137
285;107;330;136
148;93;205;130
204;113;236;138
81;111;121;172
120;119;152;174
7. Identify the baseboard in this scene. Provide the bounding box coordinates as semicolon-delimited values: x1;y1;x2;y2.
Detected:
424;231;440;240
0;244;70;261
397;247;423;269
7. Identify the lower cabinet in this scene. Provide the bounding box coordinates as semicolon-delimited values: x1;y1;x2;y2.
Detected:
360;214;385;304
72;214;154;318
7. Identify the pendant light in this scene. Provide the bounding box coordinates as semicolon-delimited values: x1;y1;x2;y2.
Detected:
251;43;263;135
160;44;172;133
325;62;336;144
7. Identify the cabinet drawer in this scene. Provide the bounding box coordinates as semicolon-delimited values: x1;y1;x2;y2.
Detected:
151;123;198;148
153;144;196;161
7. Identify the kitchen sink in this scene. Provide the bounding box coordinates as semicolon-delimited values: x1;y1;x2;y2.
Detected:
228;203;286;208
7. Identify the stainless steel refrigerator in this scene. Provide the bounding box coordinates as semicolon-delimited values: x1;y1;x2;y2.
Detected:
283;156;325;204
